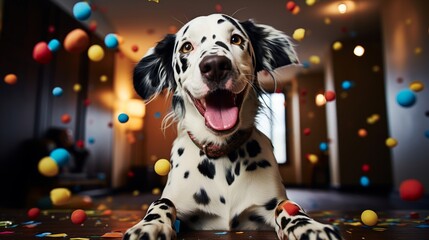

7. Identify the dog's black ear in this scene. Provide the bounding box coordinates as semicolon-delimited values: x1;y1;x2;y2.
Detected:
240;20;299;72
134;34;177;100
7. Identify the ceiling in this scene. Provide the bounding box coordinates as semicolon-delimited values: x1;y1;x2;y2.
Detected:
54;0;382;82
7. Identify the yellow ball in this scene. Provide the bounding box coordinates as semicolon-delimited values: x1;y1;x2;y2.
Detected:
307;154;318;164
100;75;108;82
38;157;59;177
73;83;81;92
361;210;378;226
152;188;161;195
324;17;331;25
306;0;316;6
293;28;305;41
309;55;320;65
409;81;424;92
88;44;104;62
332;41;342;51
50;188;71;206
154;159;171;176
386;138;398;148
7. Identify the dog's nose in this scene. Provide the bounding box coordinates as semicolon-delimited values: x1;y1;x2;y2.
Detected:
199;56;232;82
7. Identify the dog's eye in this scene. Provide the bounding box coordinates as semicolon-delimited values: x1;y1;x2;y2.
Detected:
180;42;194;53
231;34;243;45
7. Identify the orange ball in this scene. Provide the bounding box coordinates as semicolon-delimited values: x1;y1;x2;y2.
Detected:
61;114;71;124
4;74;18;85
71;209;87;224
358;128;367;137
64;29;89;53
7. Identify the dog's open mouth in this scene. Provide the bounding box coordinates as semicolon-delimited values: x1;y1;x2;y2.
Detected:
188;89;245;133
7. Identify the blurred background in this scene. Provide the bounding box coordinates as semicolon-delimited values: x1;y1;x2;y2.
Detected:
0;0;428;210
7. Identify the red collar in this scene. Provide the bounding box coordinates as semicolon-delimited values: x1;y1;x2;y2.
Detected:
187;128;253;158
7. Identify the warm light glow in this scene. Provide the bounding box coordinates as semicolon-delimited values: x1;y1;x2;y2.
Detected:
354;45;365;56
338;3;347;14
315;94;327;106
127;117;144;131
126;99;146;117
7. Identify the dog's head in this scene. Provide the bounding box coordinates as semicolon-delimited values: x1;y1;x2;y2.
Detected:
134;14;298;143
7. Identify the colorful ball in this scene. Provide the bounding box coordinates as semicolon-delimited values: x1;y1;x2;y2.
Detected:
399;179;424;201
27;207;41;219
341;80;352;90
50;188;71;206
50;148;70;167
409;81;424;92
362;164;370;172
61;114;71;124
88;137;95;144
307;154;318;164
73;83;82;92
64;29;89;53
100;75;108;82
360;176;370;187
396;89;416;107
303;128;311;136
38;157;59;177
87;44;104;62
319;142;328;151
324;91;336;101
104;33;119;48
309;55;320;65
292;28;305;41
73;2;92;21
131;44;139;52
332;41;342;51
361;210;378;226
358;128;367;137
118;113;129;123
286;1;297;11
71;209;87;224
48;39;61;52
4;73;18;85
385;137;398;148
52;87;63;96
425;130;429;139
154;159;171;176
33;41;53;64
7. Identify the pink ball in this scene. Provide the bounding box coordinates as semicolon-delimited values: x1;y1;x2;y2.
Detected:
400;179;424;201
33;42;53;64
71;209;87;224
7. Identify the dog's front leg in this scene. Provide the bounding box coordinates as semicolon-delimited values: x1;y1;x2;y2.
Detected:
274;200;343;240
123;198;177;240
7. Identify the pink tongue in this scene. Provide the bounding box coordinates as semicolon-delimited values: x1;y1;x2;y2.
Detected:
204;91;238;131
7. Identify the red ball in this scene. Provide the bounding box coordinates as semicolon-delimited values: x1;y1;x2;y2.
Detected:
61;114;71;124
28;207;40;219
131;44;139;52
286;1;297;12
215;3;222;13
71;209;87;224
399;179;424;201
282;201;300;216
83;99;91;106
361;164;370;172
324;91;336;101
76;140;85;149
303;128;311;136
33;42;53;64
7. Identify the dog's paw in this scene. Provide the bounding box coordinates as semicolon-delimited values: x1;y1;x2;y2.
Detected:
274;200;342;240
123;222;176;240
275;216;342;240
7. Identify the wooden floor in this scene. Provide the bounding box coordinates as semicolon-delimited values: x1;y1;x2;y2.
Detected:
0;209;428;239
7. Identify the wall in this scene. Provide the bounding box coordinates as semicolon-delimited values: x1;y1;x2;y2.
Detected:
381;0;429;191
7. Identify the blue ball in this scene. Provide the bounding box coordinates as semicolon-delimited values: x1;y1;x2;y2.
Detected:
73;2;92;21
360;176;370;187
396;89;416;107
48;39;61;52
52;87;63;96
88;137;95;144
424;130;429;139
319;142;328;151
302;61;310;69
342;80;352;90
50;148;70;167
154;112;161;119
104;34;119;49
118;113;129;123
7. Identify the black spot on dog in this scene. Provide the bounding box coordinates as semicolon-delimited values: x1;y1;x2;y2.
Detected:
193;188;210;205
180;56;188;72
231;215;239;228
200;50;207;59
155;198;175;208
198;159;216;179
140;232;150;240
215;41;229;51
199;150;205;156
144;213;161;222
123;233;130;240
239;148;246;158
227;150;238;162
178;148;184;156
324;226;342;239
234;162;241;176
133;229;141;235
225;168;234;185
288;218;311;234
222;14;246;36
220;196;226;204
184;171;189;179
201;36;207;43
243;159;249;165
212;34;216;39
175;62;180;75
175;163;179;168
265;198;277;211
281;216;290;229
217;19;225;24
246;140;261;157
166;212;173;220
257;159;271;168
159;220;164;224
245;162;258;171
183;25;189;35
159;205;169;210
159;233;166;240
249;214;265;223
189;215;199;223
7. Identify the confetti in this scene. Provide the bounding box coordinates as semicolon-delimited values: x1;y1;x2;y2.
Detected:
101;232;124;238
36;232;52;237
47;233;68;237
0;231;14;235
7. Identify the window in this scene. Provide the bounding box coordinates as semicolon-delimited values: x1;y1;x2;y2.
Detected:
256;93;287;164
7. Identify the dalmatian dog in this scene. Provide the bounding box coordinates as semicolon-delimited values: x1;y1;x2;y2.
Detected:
124;14;342;240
